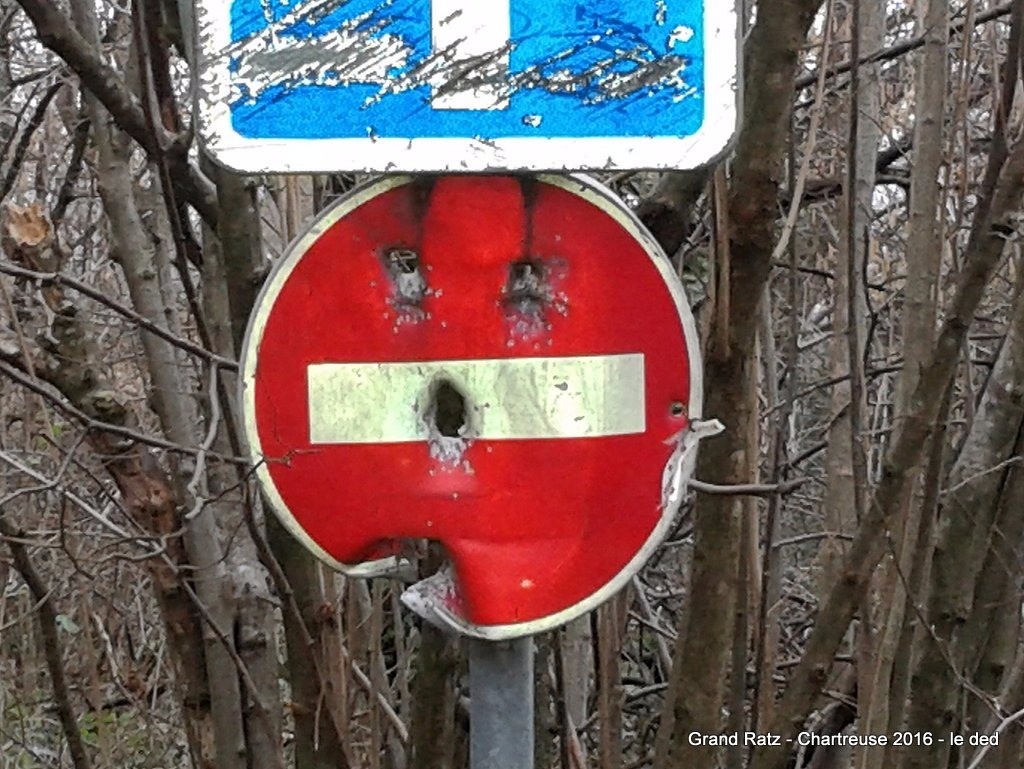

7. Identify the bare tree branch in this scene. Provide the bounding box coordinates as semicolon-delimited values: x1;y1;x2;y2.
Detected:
0;261;238;370
689;478;808;496
9;0;218;226
0;513;95;769
0;77;62;201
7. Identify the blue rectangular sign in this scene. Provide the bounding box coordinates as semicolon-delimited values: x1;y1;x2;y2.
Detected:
197;0;738;172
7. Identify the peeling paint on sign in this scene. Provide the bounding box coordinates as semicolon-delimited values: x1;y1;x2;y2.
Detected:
305;354;647;444
196;0;738;172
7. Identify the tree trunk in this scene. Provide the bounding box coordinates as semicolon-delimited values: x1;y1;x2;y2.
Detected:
751;33;1024;764
859;0;942;765
899;274;1024;769
660;3;824;766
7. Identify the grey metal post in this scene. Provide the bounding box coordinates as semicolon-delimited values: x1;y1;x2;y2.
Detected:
469;637;535;769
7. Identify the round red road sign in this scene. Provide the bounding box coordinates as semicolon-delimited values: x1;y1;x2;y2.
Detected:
241;174;712;639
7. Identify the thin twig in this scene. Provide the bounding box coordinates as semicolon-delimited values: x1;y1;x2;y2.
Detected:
0;261;237;370
0;79;64;202
689;478;807;496
773;9;833;261
0;359;247;463
774;532;855;550
965;705;1024;769
185;365;222;520
793;2;1014;90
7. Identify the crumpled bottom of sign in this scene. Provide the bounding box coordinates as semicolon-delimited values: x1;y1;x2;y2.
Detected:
395;418;725;639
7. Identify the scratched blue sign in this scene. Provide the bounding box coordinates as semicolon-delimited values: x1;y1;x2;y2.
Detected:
196;0;738;172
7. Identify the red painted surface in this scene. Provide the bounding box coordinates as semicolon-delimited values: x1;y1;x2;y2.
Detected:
251;176;692;627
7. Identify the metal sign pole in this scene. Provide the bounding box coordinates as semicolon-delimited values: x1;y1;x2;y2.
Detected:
469;638;535;769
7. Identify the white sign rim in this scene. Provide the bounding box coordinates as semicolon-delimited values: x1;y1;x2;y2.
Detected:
196;2;739;173
239;173;705;636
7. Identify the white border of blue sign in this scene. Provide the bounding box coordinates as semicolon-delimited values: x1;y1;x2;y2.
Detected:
196;3;739;174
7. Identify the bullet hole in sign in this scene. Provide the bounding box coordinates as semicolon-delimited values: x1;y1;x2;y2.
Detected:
504;259;549;317
431;379;468;438
384;248;427;308
423;378;475;468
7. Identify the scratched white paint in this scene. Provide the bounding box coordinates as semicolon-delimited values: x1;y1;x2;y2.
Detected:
229;10;682;110
306;354;646;444
430;0;511;109
228;7;413;103
668;25;695;46
654;0;668;25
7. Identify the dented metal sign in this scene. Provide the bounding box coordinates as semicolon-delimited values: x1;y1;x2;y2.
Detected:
196;0;739;172
240;174;715;638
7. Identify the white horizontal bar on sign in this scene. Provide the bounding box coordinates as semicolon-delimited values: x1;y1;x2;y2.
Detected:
430;0;510;110
307;354;646;444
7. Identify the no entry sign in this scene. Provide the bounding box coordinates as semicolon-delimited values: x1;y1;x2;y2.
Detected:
196;0;738;172
241;175;711;638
